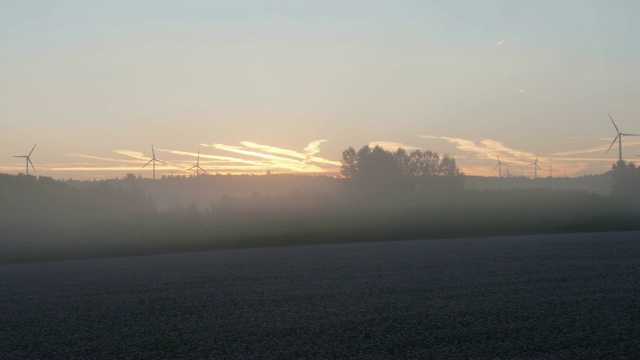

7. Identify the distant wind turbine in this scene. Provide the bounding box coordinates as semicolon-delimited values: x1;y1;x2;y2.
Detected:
529;156;542;179
142;145;166;180
187;150;208;176
14;144;36;176
606;114;640;162
504;165;513;178
493;155;505;177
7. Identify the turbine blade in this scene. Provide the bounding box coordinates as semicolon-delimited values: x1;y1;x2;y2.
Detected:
621;133;640;136
536;164;542;170
606;135;619;153
28;159;36;171
493;164;499;171
156;159;167;165
28;144;37;156
142;159;153;168
151;145;155;158
187;165;196;171
609;114;620;133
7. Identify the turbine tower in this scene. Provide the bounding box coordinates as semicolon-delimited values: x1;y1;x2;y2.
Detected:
493;155;505;177
606;114;640;162
529;156;542;179
187;150;208;176
142;145;165;180
14;144;36;176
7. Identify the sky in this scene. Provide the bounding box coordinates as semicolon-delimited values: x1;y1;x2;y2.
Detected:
1;0;639;180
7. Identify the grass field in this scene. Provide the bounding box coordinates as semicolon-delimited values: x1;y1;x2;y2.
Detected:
1;231;639;359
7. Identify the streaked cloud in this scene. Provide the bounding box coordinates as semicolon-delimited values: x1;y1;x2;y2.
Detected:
419;134;626;177
303;140;327;164
66;153;145;164
552;140;640;157
201;140;340;173
113;150;148;162
367;141;421;151
27;140;340;178
421;135;536;162
421;135;504;159
238;140;340;166
239;141;306;160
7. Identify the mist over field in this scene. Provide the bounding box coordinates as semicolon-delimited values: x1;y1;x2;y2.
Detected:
1;146;639;264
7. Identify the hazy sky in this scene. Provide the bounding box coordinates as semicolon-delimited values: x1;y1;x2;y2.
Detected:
1;0;639;179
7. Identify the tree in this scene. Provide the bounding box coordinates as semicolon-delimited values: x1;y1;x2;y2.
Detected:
340;145;463;193
340;147;359;180
341;145;406;194
610;160;640;207
408;150;441;177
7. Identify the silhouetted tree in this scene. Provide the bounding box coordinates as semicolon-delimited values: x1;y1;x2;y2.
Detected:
610;160;640;207
341;145;463;193
340;147;359;180
340;145;407;194
395;148;412;177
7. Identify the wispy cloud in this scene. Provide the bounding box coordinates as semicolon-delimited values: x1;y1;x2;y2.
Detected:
158;148;269;166
66;153;144;164
367;141;421;152
303;140;326;164
479;139;537;159
552;140;640;157
23;140;340;178
239;140;340;166
201;140;340;173
420;134;635;177
420;135;529;161
239;141;306;160
113;150;148;162
420;135;595;176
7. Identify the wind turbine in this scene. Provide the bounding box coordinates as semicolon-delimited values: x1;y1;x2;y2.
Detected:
529;156;542;179
493;155;505;177
187;150;208;176
606;114;640;162
142;145;166;180
14;144;36;176
504;165;513;178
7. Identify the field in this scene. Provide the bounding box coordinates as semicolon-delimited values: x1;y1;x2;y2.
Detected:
1;231;639;359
